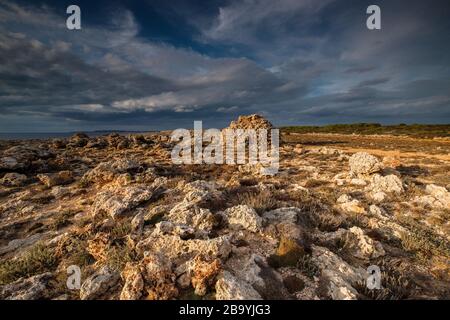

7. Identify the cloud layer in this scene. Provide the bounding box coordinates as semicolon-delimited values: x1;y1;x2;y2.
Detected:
0;0;449;132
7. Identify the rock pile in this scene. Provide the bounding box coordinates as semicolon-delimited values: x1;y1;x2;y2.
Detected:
227;114;273;130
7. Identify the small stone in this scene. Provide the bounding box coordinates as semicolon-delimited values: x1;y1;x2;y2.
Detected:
223;205;262;232
0;173;27;187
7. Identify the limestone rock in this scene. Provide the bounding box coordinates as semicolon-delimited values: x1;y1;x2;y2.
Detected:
131;209;146;234
168;202;216;232
68;132;89;148
0;146;52;170
268;236;305;267
188;255;222;296
349;152;382;176
230;253;289;299
0;273;52;300
224;205;262;232
81;158;140;184
333;226;385;260
153;221;197;240
215;271;262;300
0;173;27;187
311;245;365;300
37;171;73;188
369;174;404;194
0;233;45;255
417;184;450;209
228;114;273;130
136;234;231;262
370;191;387;203
120;265;144;300
80;266;120;300
337;196;365;214
91;185;155;219
141;254;177;299
262;207;302;238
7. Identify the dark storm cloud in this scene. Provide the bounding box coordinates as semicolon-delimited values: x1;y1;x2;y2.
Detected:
0;0;449;132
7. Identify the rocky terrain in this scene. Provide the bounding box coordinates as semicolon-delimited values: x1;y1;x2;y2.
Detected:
0;115;449;300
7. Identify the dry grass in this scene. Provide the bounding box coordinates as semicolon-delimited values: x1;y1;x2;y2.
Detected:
229;189;279;215
355;258;418;300
398;217;450;263
50;210;76;230
0;242;58;285
55;236;94;267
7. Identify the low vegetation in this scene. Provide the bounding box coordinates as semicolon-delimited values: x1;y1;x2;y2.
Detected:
282;123;450;138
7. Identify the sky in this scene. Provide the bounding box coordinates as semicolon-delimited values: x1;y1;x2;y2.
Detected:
0;0;449;132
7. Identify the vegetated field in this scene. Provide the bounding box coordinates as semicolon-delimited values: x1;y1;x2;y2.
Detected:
281;123;450;138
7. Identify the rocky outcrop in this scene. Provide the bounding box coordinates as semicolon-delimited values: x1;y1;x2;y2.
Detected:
187;255;222;296
68;133;89;148
91;184;157;219
414;184;450;209
0;173;27;187
311;245;365;300
228;114;273;130
120;253;178;300
322;226;385;260
81;158;140;185
136;234;232;263
0;273;52;300
0;146;52;170
37;171;74;188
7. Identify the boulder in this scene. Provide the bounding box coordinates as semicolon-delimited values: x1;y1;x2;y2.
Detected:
421;184;450;209
349;152;382;176
268;236;305;267
168;202;216;232
137;253;178;300
0;273;52;300
68;133;89;148
262;207;303;239
80;266;120;300
223;205;262;232
369;174;404;194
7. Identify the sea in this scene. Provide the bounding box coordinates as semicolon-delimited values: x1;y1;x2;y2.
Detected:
0;131;150;141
